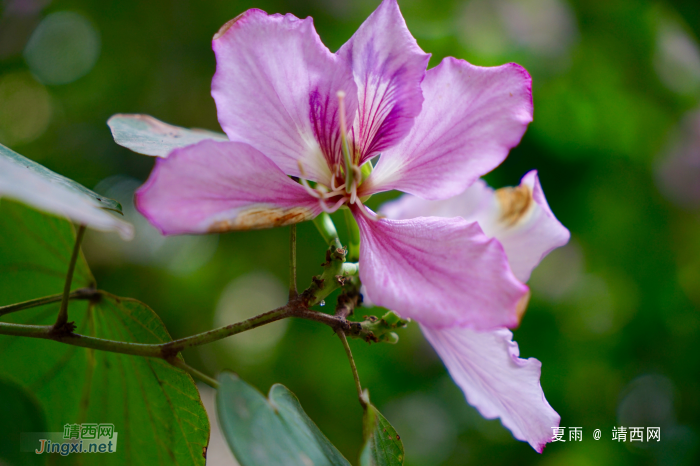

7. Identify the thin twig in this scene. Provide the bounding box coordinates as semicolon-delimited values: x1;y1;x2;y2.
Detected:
0;296;375;358
0;288;98;318
160;304;295;357
53;225;86;331
0;321;164;356
337;329;366;408
289;224;297;300
169;358;219;389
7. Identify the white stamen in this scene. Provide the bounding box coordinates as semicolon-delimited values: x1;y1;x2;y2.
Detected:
353;201;380;221
300;178;321;199
319;197;346;214
297;160;322;199
349;181;358;205
326;184;345;199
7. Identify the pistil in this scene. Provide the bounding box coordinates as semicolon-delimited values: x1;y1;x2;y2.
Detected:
337;91;354;193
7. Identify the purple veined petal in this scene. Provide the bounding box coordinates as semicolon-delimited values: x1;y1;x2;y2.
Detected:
364;57;533;199
353;206;529;330
381;170;570;283
212;9;357;183
135;140;322;235
337;0;430;163
421;324;560;453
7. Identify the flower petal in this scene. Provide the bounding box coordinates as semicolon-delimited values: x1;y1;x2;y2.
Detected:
135;140;322;235
381;171;570;282
421;324;560;453
354;208;528;330
337;0;430;163
364;57;533;199
212;9;357;182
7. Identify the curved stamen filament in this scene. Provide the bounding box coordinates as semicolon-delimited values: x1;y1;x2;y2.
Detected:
349;181;358;205
353;201;382;221
296;160;329;201
299;177;322;199
320;197;347;214
324;187;347;199
330;174;340;191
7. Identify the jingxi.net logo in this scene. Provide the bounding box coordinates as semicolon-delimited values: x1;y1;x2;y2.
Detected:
21;423;118;456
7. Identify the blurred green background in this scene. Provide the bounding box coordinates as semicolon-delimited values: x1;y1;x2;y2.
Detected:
2;0;700;464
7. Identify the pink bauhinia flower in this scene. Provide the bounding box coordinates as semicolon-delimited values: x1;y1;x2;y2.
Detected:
135;0;535;332
381;170;570;452
121;0;569;452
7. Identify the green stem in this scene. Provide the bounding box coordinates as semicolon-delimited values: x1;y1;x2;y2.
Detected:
0;296;397;358
289;224;297;299
0;288;98;318
344;209;361;262
302;245;347;307
337;329;366;408
0;321;164;356
169;358;219;389
53;225;86;330
160;305;293;356
0;306;292;357
313;213;342;248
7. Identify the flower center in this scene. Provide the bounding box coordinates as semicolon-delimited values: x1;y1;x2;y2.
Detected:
297;159;366;216
296;91;377;220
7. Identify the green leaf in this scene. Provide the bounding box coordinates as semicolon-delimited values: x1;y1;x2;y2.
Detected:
108;114;228;157
360;403;404;466
0;200;208;465
216;372;351;466
0;142;132;239
0;376;48;466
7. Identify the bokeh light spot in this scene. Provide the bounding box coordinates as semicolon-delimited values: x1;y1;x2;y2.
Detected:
214;272;288;362
0;71;51;146
23;11;101;85
654;21;700;95
458;0;577;60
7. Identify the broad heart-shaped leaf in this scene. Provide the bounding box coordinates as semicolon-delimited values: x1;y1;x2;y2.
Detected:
108;114;228;157
0;200;209;465
360;404;404;466
0;376;48;466
216;372;351;466
0;142;133;239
